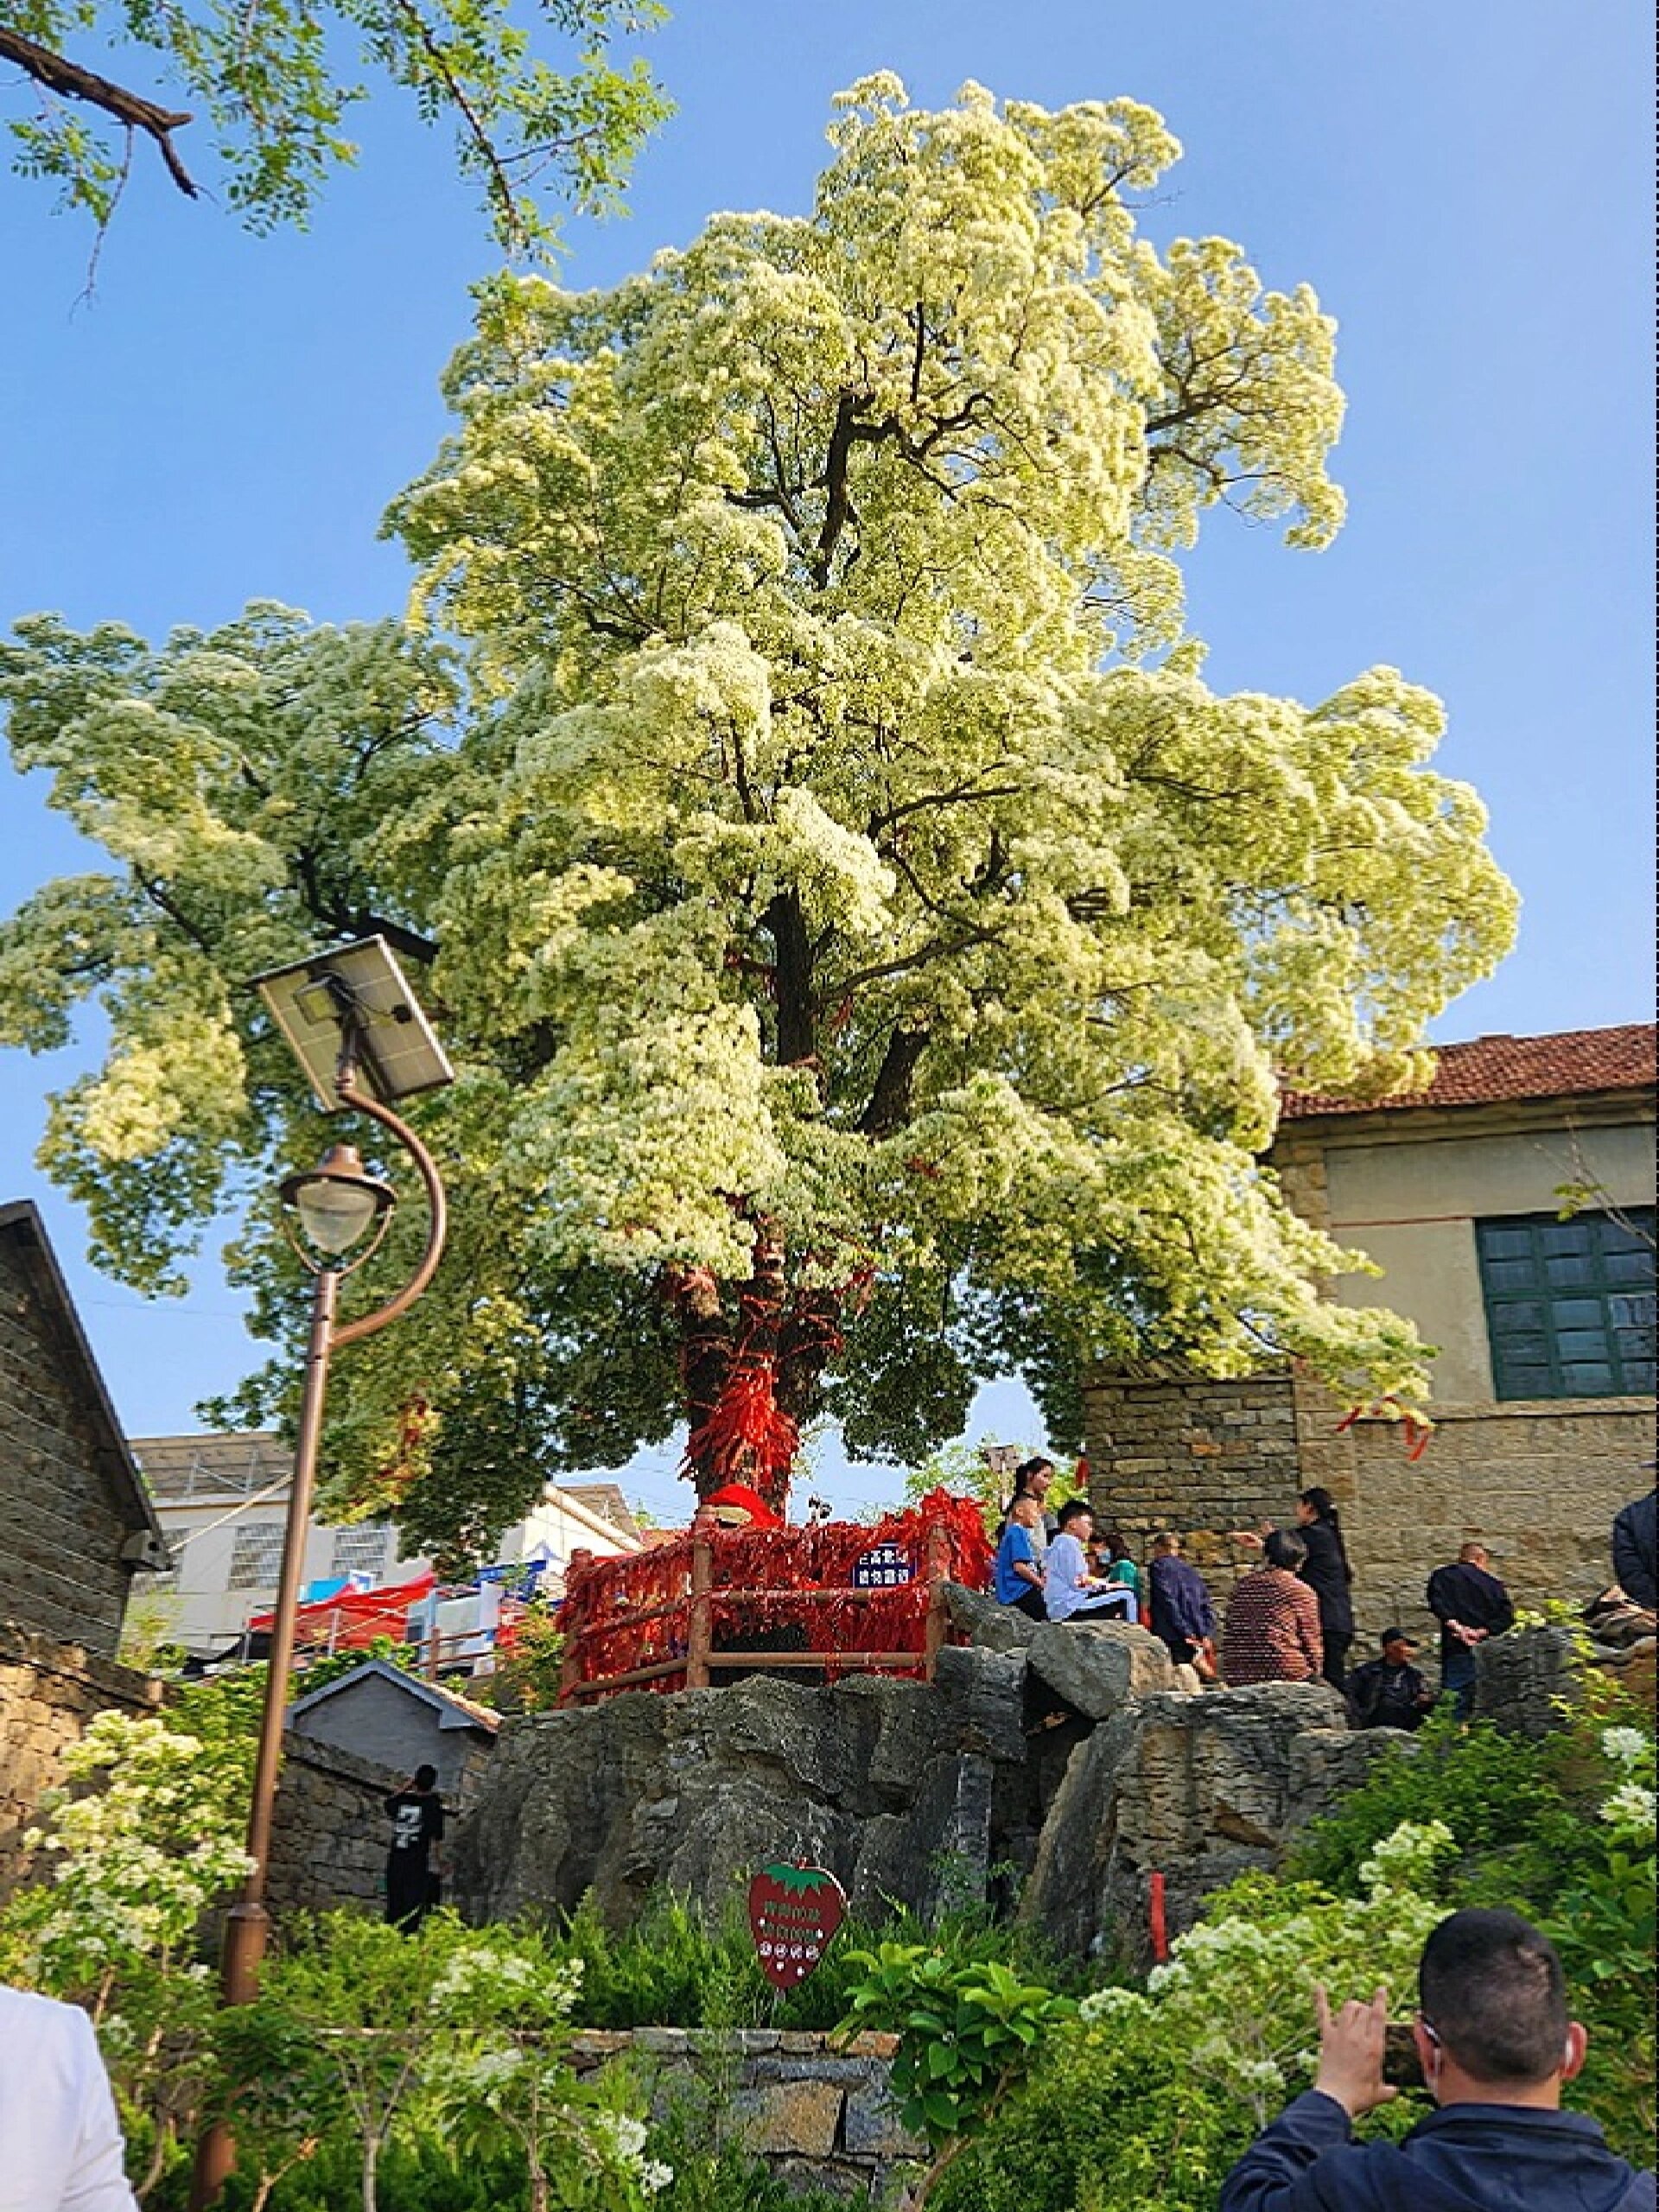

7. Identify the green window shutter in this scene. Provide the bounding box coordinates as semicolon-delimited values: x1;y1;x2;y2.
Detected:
1476;1209;1656;1400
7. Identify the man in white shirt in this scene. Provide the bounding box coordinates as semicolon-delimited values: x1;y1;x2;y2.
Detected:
1044;1500;1136;1625
0;1986;138;2210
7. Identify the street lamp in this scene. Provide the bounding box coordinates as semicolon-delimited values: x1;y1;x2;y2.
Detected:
190;938;451;2209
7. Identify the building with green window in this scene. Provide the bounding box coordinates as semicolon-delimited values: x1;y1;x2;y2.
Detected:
1084;1024;1656;1644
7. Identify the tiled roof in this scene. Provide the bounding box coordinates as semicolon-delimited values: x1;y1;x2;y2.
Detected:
1280;1023;1656;1120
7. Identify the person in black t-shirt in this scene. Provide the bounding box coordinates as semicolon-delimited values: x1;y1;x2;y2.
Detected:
383;1764;445;1930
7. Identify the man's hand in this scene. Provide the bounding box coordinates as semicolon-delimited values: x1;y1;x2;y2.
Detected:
1313;1985;1399;2120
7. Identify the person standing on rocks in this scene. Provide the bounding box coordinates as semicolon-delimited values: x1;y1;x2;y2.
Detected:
1233;1487;1356;1692
1147;1531;1217;1676
1001;1455;1059;1538
1611;1474;1656;1608
1427;1542;1515;1721
383;1764;445;1931
1219;1529;1324;1687
993;1493;1049;1622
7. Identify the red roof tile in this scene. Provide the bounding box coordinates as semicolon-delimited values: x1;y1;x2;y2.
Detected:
1279;1023;1656;1120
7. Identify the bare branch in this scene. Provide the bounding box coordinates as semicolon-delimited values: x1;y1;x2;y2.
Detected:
0;22;199;197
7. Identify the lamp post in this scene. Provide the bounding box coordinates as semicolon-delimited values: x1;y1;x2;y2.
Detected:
190;941;451;2209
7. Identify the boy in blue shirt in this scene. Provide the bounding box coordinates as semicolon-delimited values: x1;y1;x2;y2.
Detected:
994;1494;1047;1620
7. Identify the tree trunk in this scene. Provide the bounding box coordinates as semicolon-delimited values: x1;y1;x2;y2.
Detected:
778;1286;842;1428
667;1265;732;1499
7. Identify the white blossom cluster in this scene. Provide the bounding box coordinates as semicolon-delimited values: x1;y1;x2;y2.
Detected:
1078;1821;1453;2125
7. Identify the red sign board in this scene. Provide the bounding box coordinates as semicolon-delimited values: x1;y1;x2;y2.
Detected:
747;1863;847;1987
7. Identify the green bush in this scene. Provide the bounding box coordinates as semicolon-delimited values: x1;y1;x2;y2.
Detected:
557;1880;1062;2031
1285;1709;1589;1908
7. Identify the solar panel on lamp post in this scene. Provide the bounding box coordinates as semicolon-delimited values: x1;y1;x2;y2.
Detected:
189;938;451;2211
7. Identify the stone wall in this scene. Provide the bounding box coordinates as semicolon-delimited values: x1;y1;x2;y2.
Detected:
1331;1396;1650;1649
1083;1362;1651;1662
1083;1369;1300;1582
0;1621;162;1898
569;2028;919;2200
0;1230;142;1655
267;1733;406;1918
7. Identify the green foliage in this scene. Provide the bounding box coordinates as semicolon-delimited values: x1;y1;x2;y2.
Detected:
470;1599;567;1713
837;1942;1077;2198
297;1636;425;1697
219;1911;667;2211
549;1881;1065;2037
3;0;670;254
1285;1709;1589;1909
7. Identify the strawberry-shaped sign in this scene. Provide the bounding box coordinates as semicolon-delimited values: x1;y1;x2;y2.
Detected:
747;1862;847;1987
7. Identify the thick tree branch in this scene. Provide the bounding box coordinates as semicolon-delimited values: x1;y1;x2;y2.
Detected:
764;889;816;1065
290;845;439;965
856;1024;930;1135
0;24;199;198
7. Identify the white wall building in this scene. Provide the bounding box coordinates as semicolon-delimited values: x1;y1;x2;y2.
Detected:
132;1432;645;1656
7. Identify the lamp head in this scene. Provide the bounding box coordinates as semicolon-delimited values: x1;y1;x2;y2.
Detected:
280;1143;397;1261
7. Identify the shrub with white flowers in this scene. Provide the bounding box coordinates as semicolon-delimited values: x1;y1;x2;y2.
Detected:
1077;1820;1453;2128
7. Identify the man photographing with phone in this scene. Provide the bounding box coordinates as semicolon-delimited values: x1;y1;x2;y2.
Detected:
1219;1908;1654;2209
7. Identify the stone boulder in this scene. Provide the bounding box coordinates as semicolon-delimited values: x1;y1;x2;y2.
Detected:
1020;1680;1347;1962
943;1582;1039;1653
1025;1620;1179;1719
1284;1725;1421;1833
451;1669;1035;1932
1472;1626;1581;1739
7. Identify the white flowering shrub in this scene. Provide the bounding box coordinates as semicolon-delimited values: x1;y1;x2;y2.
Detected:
1078;1821;1453;2129
0;1688;257;2198
226;1911;668;2212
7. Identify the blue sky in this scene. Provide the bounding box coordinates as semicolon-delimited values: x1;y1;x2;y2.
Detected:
1;0;1651;1520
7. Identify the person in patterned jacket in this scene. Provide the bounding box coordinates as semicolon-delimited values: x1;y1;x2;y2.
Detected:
1220;1529;1325;1687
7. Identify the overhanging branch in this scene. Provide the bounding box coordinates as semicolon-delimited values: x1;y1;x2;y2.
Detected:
0;24;200;199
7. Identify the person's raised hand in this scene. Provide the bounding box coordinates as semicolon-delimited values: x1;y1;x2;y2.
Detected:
1313;1984;1399;2120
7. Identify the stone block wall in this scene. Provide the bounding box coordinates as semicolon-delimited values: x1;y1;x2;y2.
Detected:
1083;1368;1300;1581
267;1733;407;1918
0;1622;162;1899
568;2028;920;2199
1085;1362;1652;1662
0;1233;140;1655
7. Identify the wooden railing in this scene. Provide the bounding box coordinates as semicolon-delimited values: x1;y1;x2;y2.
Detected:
558;1523;957;1706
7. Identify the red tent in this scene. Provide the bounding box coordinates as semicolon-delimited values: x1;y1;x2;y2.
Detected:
245;1570;435;1649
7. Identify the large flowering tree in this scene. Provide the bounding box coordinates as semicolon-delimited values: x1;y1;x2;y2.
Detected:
0;79;1515;1554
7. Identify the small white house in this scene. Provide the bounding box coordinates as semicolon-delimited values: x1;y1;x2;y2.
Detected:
133;1431;645;1657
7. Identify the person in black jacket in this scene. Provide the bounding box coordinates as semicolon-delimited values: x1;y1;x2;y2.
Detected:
383;1764;445;1930
1219;1908;1655;2212
1611;1480;1657;1609
1426;1543;1515;1720
1234;1487;1356;1692
1346;1628;1435;1732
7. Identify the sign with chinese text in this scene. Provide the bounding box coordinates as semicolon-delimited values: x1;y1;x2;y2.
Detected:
747;1863;847;1987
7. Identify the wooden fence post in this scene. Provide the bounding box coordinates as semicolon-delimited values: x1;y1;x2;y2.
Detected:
922;1523;952;1680
684;1529;714;1690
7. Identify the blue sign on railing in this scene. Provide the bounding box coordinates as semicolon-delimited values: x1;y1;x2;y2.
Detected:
849;1541;914;1590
